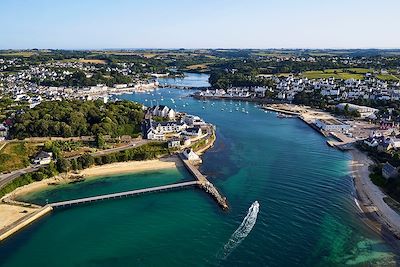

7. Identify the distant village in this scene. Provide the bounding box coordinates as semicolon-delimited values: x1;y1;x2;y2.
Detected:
196;72;400;102
0;58;160;107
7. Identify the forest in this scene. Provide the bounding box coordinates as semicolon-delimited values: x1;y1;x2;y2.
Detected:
10;100;144;139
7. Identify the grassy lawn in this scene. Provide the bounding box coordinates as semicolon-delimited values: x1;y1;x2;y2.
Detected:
0;142;39;173
376;74;400;81
301;70;365;80
78;59;107;64
185;63;210;70
342;68;372;74
0;51;36;57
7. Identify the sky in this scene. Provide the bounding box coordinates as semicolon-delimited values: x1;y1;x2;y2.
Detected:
1;0;400;50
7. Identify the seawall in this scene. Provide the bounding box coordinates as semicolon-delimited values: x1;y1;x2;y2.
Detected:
0;205;53;242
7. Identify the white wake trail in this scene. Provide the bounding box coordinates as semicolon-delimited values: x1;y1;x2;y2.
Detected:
217;201;260;259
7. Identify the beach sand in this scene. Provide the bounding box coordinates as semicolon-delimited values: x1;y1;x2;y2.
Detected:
0;204;38;231
80;156;181;178
349;149;400;242
4;156;181;201
0;156;183;240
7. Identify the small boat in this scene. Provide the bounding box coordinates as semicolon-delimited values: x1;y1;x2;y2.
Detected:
277;113;293;118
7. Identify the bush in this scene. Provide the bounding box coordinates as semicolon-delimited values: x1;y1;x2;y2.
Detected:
370;172;387;187
0;173;34;198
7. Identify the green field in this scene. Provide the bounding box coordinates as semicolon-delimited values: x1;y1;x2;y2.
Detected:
376;74;400;81
0;51;37;57
0;142;39;173
301;69;365;80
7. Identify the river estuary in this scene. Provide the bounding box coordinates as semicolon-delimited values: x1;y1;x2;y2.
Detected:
0;73;398;266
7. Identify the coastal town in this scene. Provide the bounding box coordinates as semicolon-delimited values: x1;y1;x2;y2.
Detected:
1;48;400;265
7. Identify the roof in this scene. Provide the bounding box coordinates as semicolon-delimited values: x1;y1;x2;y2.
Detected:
383;162;397;174
35;151;51;159
185;127;201;133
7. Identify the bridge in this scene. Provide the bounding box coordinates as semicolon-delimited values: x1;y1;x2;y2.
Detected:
159;84;209;90
49;181;199;208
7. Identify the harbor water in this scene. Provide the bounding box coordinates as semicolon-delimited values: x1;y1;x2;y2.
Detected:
0;73;398;266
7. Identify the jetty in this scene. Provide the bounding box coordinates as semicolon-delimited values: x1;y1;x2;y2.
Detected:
179;154;228;210
0;205;53;242
49;181;199;208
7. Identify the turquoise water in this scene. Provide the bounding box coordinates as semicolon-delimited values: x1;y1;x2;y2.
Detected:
0;73;398;266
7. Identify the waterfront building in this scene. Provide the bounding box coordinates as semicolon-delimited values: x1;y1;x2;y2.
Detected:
183;127;202;137
183;115;205;126
336;103;378;118
315;119;351;132
183;148;201;162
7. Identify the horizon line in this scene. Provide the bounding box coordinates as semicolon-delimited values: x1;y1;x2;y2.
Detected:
2;47;400;51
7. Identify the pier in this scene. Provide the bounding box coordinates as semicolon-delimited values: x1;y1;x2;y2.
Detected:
49;181;199;208
179;154;229;210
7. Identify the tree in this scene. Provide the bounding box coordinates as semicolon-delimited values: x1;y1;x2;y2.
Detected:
71;158;79;171
78;154;94;168
95;134;106;149
56;157;71;173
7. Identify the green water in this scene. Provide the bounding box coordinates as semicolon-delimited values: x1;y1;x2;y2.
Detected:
0;73;398;266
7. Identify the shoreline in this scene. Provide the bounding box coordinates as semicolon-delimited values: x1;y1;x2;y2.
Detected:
0;156;183;242
3;156;182;201
349;148;400;248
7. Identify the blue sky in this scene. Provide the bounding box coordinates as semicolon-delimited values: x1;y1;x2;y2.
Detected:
1;0;399;49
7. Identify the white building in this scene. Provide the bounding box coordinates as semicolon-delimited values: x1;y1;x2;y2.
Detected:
33;151;53;165
183;148;201;162
151;105;176;120
336;103;378;118
315;119;351;132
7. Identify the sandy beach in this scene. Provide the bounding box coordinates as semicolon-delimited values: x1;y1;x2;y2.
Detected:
350;149;400;242
0;156;183;242
2;156;182;201
80;156;181;178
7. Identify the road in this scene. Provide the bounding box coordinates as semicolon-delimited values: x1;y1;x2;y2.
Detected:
0;165;43;189
350;149;400;235
0;139;151;190
65;139;150;160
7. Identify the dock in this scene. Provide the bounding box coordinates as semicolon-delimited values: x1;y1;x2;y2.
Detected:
49;181;199;208
179;154;228;210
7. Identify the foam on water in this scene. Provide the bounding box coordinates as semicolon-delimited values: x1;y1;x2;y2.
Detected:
218;201;260;260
